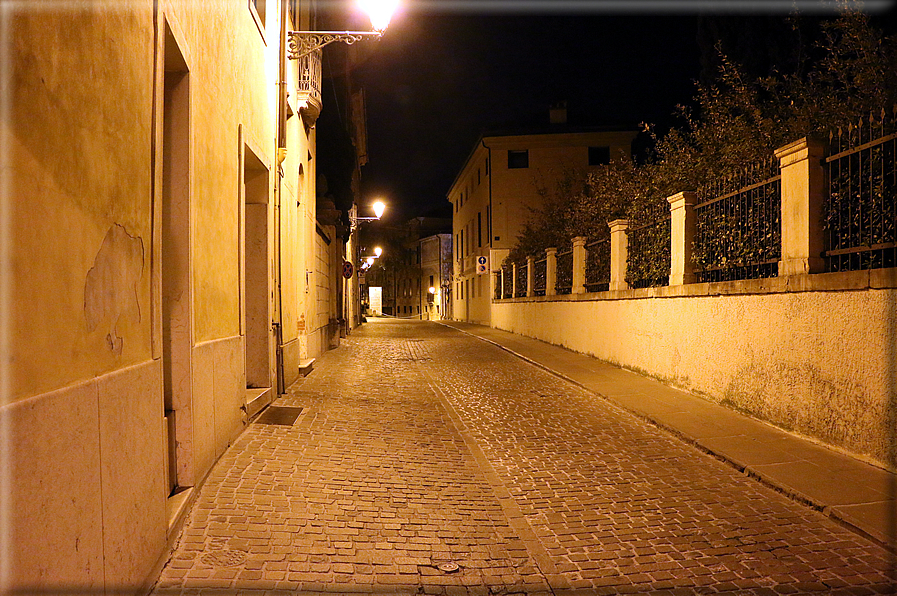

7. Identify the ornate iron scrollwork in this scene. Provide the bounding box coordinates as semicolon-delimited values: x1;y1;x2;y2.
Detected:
287;31;382;60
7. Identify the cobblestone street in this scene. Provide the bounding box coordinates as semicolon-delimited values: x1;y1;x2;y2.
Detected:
153;319;896;595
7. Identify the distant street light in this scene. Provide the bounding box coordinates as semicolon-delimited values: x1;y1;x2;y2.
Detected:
287;0;398;60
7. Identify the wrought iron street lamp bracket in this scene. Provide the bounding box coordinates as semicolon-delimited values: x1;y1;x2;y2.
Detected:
288;31;383;60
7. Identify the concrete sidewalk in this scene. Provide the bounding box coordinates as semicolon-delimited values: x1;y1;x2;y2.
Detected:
439;321;897;552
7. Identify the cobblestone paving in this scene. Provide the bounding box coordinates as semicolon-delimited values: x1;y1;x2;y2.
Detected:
154;320;896;595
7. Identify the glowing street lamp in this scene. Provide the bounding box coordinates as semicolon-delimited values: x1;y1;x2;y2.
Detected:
358;0;398;32
288;0;399;60
374;246;383;257
350;200;387;229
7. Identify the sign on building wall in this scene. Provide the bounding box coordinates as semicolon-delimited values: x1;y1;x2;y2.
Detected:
476;255;488;274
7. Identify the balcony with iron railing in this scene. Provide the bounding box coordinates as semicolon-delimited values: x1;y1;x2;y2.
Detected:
295;49;323;125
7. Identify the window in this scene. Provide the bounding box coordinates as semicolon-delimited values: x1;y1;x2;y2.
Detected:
508;150;528;169
487;205;491;242
589;146;611;166
249;0;267;37
477;169;481;185
477;212;482;247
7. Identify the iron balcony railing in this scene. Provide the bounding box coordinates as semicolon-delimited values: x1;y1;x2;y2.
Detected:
296;49;323;123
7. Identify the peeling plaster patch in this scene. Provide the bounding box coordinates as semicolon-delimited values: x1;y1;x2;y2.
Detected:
84;224;144;353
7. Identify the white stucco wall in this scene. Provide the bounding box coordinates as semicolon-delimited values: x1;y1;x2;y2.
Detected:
492;270;897;468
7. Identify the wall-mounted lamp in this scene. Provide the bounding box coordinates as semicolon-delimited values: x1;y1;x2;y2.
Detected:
288;0;398;60
350;200;387;229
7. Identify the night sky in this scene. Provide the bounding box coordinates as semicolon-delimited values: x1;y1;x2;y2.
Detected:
328;1;896;223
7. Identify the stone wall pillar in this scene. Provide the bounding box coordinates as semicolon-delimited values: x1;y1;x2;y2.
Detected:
667;191;697;286
775;137;826;276
609;220;630;291
572;236;587;294
545;248;557;297
526;256;535;297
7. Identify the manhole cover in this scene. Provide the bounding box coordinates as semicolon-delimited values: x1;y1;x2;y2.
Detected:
200;549;248;567
437;562;460;573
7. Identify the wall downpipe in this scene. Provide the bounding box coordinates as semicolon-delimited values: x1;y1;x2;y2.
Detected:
274;0;289;395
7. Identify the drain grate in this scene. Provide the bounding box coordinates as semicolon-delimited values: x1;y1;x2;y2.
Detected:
200;549;248;567
254;406;303;426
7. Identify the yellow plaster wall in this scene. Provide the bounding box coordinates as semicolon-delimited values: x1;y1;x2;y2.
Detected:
7;5;155;402
165;0;275;344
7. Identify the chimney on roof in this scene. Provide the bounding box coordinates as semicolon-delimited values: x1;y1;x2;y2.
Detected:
549;101;568;125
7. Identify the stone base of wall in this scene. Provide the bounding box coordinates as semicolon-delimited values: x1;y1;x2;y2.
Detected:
2;336;249;595
493;269;897;469
2;360;167;594
192;335;246;481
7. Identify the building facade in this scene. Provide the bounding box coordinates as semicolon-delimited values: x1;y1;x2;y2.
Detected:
2;1;368;593
419;234;453;320
360;218;451;318
448;119;637;325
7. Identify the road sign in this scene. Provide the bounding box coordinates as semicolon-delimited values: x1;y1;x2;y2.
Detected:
476;255;488;274
342;260;355;279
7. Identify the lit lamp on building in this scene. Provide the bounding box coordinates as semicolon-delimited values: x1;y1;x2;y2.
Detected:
349;200;386;230
287;1;398;60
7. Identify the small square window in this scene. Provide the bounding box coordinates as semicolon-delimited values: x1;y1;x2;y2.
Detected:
589;146;611;166
508;150;529;169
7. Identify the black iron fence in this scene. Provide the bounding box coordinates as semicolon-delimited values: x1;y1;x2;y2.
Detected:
493;271;502;300
515;262;528;297
555;249;573;294
501;266;513;299
824;108;897;272
534;257;547;296
585;238;610;292
626;205;670;289
694;157;781;282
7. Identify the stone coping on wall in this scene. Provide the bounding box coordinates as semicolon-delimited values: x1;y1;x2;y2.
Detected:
496;267;897;303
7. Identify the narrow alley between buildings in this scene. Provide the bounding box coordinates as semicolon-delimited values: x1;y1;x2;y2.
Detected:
153;319;895;596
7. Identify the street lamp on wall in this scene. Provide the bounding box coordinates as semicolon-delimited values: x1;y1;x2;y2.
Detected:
350;200;386;230
287;0;398;60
